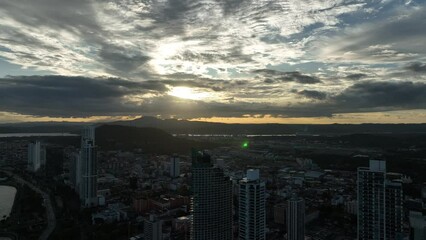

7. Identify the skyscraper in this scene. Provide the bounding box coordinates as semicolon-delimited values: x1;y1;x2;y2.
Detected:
80;126;97;207
239;169;266;240
385;181;403;240
70;152;81;192
45;146;64;177
190;150;233;240
144;214;163;240
28;140;42;172
357;159;403;240
170;155;180;178
287;196;305;240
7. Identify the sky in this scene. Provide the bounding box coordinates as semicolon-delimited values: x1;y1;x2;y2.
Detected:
0;0;426;124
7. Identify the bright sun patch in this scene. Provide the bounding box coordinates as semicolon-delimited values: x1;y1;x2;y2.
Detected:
168;87;209;100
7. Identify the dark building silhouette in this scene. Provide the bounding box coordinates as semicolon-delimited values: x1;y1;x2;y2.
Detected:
190;150;233;240
45;146;64;178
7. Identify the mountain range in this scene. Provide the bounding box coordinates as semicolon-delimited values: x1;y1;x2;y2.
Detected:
1;116;426;135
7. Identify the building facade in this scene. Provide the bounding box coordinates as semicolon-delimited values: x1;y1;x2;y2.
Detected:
170;155;180;178
357;160;403;240
144;214;163;240
287;197;305;240
28;141;44;172
239;169;266;240
190;150;233;240
80;126;98;207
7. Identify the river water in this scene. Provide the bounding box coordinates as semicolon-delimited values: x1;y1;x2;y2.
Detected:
0;133;78;138
0;185;17;219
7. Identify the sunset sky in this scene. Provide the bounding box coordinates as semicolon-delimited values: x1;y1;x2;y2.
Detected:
0;0;425;124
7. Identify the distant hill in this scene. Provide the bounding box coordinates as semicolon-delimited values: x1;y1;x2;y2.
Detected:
1;116;426;135
0;122;88;133
113;116;426;135
0;124;220;154
95;125;218;154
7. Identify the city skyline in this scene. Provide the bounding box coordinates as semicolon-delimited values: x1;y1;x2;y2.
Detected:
0;1;426;124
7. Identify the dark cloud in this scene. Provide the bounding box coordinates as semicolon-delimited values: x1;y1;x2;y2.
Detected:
262;81;426;118
333;81;426;110
99;44;150;73
1;76;426;119
0;75;166;117
346;73;368;80
0;0;100;34
291;81;426;117
296;90;327;100
253;69;321;84
0;75;266;119
405;62;426;73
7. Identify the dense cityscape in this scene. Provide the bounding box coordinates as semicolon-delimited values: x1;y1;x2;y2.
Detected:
0;122;425;240
1;0;426;239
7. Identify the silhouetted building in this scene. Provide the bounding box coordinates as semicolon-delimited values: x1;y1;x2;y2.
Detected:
170;155;180;178
409;210;426;240
144;214;163;240
190;150;233;240
70;152;81;192
273;202;287;225
287;196;305;240
357;160;403;240
80;126;97;207
45;146;64;177
239;169;266;240
129;176;138;190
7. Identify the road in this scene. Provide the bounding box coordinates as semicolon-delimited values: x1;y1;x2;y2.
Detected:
1;170;56;240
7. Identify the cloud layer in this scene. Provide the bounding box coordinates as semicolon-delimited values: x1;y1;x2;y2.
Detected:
0;0;425;122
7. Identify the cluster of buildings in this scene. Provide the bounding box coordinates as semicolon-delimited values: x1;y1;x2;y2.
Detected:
10;128;425;240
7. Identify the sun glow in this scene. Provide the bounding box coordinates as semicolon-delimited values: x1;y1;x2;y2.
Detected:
168;87;209;100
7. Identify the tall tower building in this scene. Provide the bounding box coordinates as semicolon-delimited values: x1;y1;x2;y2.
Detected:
190;150;233;240
144;214;163;240
28;141;42;172
385;180;403;240
287;196;305;240
170;155;180;178
239;169;266;240
80;126;97;207
357;159;403;240
70;152;81;192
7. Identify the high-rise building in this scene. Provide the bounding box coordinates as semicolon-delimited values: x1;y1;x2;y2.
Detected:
287;196;305;240
144;214;163;240
409;210;426;240
385;181;403;240
357;159;403;240
45;146;64;177
239;169;266;240
80;126;97;207
190;150;233;240
273;202;287;225
70;152;81;192
170;155;180;178
28;141;43;172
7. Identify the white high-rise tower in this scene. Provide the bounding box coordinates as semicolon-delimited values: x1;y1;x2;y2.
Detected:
357;159;403;240
28;141;44;172
80;126;97;207
239;169;266;240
